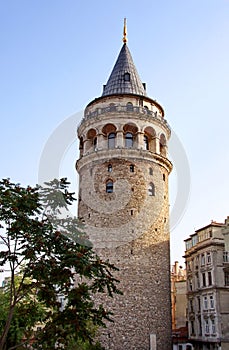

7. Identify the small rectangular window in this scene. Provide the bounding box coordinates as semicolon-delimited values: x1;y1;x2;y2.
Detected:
209;295;214;309
202;273;206;287
225;271;229;286
208;271;212;286
201;254;205;265
205;319;209;334
211;319;216;334
206;252;211;264
130;164;134;172
203;295;208;309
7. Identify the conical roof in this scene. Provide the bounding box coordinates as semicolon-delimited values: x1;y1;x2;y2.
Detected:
102;43;147;97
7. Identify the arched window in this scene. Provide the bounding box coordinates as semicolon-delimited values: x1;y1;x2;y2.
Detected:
144;135;149;150
108;133;116;149
125;132;133;148
106;180;113;193
126;102;133;111
148;183;155;196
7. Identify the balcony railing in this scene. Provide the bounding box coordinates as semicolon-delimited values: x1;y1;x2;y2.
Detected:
80;104;170;128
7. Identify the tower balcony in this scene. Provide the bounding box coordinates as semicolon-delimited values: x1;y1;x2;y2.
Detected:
79;103;171;133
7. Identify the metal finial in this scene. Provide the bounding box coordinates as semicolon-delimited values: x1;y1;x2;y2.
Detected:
123;18;127;43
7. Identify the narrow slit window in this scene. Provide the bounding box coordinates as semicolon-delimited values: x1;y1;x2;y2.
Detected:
148;183;155;196
108;164;112;172
149;168;153;175
130;164;134;172
106;180;113;193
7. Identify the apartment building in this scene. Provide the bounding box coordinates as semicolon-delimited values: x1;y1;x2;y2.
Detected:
184;217;229;350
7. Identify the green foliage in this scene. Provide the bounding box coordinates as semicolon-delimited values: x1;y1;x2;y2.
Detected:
0;178;121;350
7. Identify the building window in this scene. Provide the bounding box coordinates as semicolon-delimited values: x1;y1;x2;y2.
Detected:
126;102;133;111
196;272;200;288
108;132;116;149
144;135;149;150
124;72;130;82
209;295;214;309
208;271;212;286
223;251;229;262
197;296;201;312
163;174;165;181
201;253;205;265
202;272;206;287
198;316;202;336
148;183;155;196
206;252;211;264
203;295;208;310
125;132;133;148
225;271;229;286
189;299;194;312
93;137;97;150
211;319;216;334
189;279;193;291
108;164;112;172
106;180;113;193
191;320;195;335
130;164;135;172
149;167;153;175
205;319;210;334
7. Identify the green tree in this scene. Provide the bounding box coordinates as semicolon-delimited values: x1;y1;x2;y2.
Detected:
0;178;120;350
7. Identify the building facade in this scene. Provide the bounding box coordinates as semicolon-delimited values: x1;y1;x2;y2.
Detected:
184;217;229;350
76;25;173;349
171;262;192;350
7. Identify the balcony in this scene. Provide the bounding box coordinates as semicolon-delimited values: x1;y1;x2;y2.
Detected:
80;104;170;129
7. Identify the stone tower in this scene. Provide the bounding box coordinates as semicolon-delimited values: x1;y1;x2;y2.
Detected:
76;22;173;350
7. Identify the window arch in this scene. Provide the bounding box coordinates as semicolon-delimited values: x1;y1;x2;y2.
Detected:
144;126;156;152
106;180;113;193
148;182;155;196
108;132;116;149
125;132;133;148
126;102;133;111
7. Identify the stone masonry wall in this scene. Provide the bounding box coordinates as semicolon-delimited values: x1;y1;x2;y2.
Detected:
77;155;172;349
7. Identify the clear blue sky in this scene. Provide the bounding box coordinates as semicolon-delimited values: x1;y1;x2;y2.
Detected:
0;0;229;263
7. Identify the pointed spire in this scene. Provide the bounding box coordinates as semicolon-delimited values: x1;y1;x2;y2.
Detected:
123;18;127;44
102;21;147;97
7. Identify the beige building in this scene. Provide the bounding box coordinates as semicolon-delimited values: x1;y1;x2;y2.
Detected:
184;217;229;350
171;262;192;350
76;23;173;350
